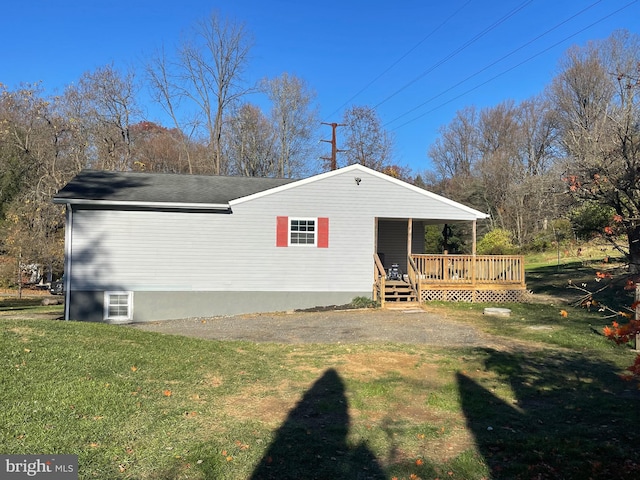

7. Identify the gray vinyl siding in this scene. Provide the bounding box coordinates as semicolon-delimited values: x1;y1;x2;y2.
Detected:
412;220;426;253
69;169;480;293
377;219;408;271
69;206;371;293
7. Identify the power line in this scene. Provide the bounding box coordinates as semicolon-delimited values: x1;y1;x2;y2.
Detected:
372;0;534;110
324;0;474;121
389;0;639;131
384;0;604;127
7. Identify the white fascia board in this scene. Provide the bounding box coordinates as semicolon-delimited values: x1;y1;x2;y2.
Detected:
359;166;490;219
53;198;230;210
228;166;355;206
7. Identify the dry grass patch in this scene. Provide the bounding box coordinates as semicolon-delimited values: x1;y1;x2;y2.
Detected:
222;379;309;426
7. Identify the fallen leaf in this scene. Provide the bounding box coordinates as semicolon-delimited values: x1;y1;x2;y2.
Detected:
163;390;172;397
131;366;138;372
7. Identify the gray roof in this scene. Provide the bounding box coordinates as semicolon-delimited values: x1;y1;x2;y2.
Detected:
53;170;297;207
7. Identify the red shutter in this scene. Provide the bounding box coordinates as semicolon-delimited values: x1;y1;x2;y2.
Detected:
318;217;329;248
276;216;288;247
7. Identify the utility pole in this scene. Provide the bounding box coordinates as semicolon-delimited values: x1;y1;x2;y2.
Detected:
320;122;346;170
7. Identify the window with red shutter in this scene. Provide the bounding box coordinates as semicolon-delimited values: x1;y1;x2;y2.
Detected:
277;217;329;248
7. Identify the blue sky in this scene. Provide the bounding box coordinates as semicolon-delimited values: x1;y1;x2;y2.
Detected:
2;0;639;174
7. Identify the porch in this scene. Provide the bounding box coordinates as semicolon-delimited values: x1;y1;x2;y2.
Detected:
373;253;526;307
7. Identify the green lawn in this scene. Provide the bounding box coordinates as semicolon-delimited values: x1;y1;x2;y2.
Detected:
2;265;640;479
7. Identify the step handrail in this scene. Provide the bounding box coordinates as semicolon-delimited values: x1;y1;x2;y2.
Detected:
407;255;420;300
373;253;386;308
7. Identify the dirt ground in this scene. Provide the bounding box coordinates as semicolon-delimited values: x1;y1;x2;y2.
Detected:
129;307;505;347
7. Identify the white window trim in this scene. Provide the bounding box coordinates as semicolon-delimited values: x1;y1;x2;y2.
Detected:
104;291;134;322
289;217;318;247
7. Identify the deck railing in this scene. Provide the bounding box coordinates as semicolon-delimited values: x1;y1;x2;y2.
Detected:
411;254;525;286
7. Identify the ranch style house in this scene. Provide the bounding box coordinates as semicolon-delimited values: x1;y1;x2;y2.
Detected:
53;164;525;323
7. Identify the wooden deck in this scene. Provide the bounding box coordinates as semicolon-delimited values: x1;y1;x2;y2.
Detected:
374;254;526;307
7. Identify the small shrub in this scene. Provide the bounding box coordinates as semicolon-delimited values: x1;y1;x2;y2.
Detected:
350;296;379;309
477;228;517;255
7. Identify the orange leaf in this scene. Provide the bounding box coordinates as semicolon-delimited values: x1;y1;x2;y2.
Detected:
560;310;568;318
416;458;424;466
163;390;172;397
130;366;138;372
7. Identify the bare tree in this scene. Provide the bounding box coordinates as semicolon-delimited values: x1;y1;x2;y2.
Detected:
551;30;640;271
261;73;319;177
428;106;479;180
341;105;394;170
224;103;277;177
146;11;253;175
65;65;141;171
146;47;198;174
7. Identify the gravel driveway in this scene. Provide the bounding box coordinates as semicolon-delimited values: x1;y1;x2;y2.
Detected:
129;308;489;346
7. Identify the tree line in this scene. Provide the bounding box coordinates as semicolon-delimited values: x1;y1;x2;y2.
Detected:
424;30;640;272
0;10;638;286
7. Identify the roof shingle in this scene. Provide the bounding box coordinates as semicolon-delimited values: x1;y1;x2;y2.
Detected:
53;170;297;205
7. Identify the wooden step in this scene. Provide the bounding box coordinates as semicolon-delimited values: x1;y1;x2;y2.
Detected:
385;302;423;310
384;281;418;302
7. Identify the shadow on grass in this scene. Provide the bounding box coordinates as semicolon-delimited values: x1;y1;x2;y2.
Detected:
250;368;384;479
459;348;640;479
526;262;634;311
